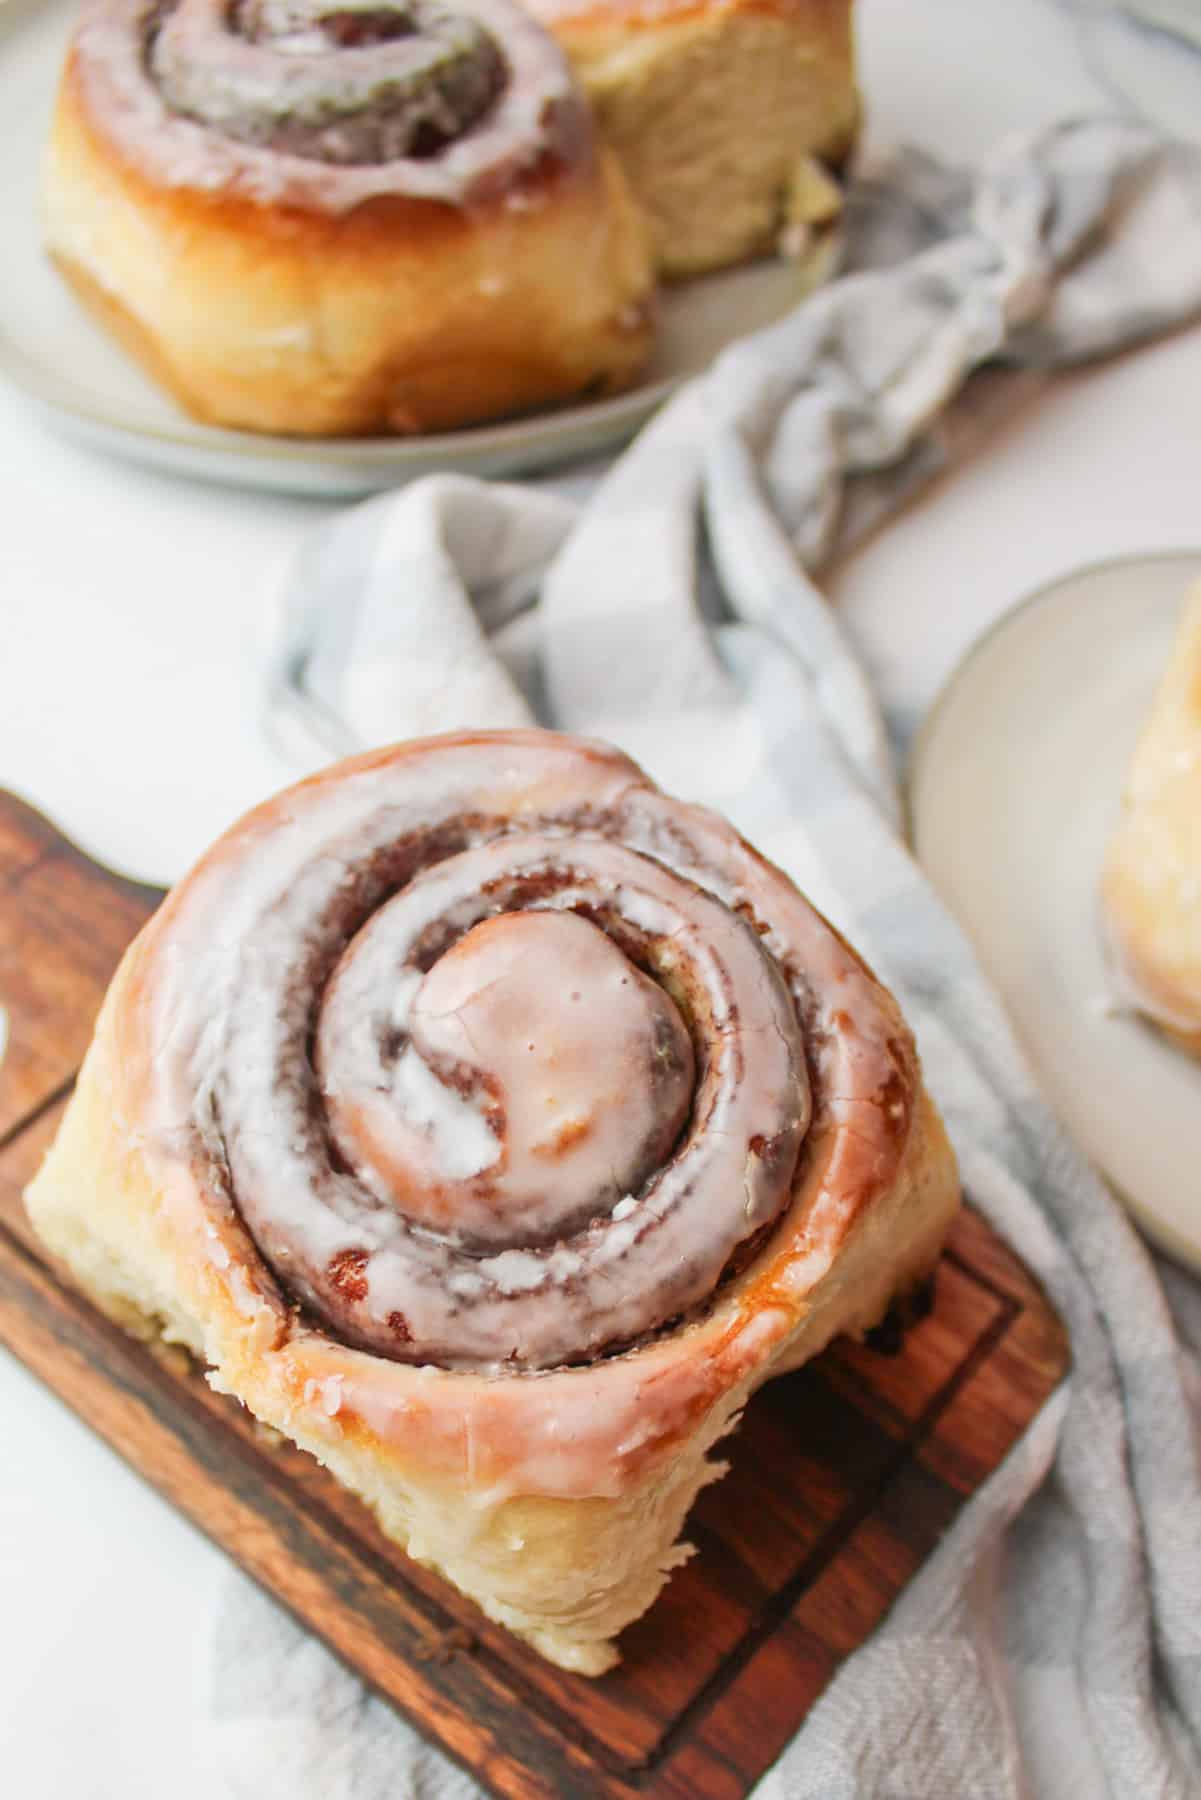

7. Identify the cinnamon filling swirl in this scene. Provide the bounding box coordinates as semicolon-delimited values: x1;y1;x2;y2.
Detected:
137;734;910;1378
145;0;508;163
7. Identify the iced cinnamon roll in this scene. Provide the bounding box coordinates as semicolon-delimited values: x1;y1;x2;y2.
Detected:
26;731;959;1673
43;0;654;435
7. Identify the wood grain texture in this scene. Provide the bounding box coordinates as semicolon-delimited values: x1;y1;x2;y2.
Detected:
0;790;1070;1800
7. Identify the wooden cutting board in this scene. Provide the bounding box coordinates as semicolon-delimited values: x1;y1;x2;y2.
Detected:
0;789;1069;1800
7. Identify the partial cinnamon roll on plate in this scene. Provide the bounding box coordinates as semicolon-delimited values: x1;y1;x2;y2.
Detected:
911;551;1201;1275
43;0;656;435
524;0;857;278
27;729;959;1675
0;0;843;486
1102;580;1201;1056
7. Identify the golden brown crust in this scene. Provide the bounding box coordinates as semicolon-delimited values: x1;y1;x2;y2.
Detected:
530;0;852;48
44;47;655;435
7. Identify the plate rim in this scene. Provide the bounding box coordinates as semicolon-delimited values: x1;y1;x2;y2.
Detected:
0;306;681;475
907;545;1201;1273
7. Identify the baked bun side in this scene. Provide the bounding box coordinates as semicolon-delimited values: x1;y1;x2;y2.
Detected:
525;0;858;277
43;0;655;436
1103;582;1201;1054
26;729;959;1675
30;1034;954;1674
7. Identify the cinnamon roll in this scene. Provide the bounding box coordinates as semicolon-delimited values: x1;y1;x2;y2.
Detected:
522;0;858;278
26;731;959;1674
43;0;654;435
1103;582;1201;1055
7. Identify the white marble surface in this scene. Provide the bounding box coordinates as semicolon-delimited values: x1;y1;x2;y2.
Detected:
3;0;1201;1793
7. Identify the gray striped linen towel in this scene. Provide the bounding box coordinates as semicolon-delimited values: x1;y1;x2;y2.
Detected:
212;120;1201;1798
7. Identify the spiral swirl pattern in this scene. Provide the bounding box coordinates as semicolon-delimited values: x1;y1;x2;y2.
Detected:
135;733;913;1375
147;0;507;164
68;0;583;212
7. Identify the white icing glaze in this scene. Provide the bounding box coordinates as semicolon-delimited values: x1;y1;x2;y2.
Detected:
279;1285;802;1502
385;1041;502;1180
148;817;809;1368
321;907;694;1243
68;0;589;215
150;0;506;164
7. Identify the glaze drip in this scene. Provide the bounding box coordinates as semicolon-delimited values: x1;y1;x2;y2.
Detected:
147;0;507;164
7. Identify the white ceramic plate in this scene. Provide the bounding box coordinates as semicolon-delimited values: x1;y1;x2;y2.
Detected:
0;0;828;497
910;551;1201;1273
